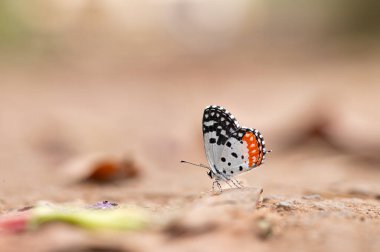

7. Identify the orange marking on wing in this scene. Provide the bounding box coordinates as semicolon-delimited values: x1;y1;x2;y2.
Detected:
242;132;260;167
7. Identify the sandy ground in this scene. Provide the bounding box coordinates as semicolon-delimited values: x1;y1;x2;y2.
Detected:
0;55;379;251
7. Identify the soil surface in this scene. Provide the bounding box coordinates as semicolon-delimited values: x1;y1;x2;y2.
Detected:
0;56;379;252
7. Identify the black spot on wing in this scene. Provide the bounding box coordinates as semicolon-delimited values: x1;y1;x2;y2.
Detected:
202;105;241;146
216;134;228;146
203;106;239;135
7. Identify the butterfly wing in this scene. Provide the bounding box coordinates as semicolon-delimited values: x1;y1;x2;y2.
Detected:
202;105;268;178
230;127;267;172
202;106;240;176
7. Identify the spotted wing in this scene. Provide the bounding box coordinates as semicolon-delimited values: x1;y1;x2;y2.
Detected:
202;105;268;178
202;105;240;175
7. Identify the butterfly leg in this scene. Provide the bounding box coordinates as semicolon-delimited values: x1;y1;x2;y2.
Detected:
230;179;242;189
235;179;244;187
224;180;234;188
235;179;244;188
212;180;223;193
217;181;223;192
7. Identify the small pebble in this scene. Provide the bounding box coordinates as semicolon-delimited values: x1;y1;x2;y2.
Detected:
302;194;321;200
256;219;273;239
87;200;118;210
263;195;283;203
276;201;293;211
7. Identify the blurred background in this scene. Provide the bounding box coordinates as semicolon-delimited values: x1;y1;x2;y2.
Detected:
0;0;380;213
1;1;380;251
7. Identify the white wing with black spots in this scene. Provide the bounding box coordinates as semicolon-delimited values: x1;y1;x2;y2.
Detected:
214;137;249;178
202;105;269;180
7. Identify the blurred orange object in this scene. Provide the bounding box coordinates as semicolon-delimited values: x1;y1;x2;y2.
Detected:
88;158;140;181
62;155;140;183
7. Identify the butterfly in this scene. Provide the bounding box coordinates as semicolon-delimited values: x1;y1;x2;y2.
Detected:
182;105;270;191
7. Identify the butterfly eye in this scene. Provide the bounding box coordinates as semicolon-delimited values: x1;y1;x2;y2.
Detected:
207;171;213;178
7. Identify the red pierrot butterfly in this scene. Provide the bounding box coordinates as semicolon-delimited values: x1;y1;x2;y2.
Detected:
182;105;271;191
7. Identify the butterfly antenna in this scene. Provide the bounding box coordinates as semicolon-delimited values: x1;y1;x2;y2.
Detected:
180;160;210;170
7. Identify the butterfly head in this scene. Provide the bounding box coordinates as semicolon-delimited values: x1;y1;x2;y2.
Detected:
207;170;214;179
